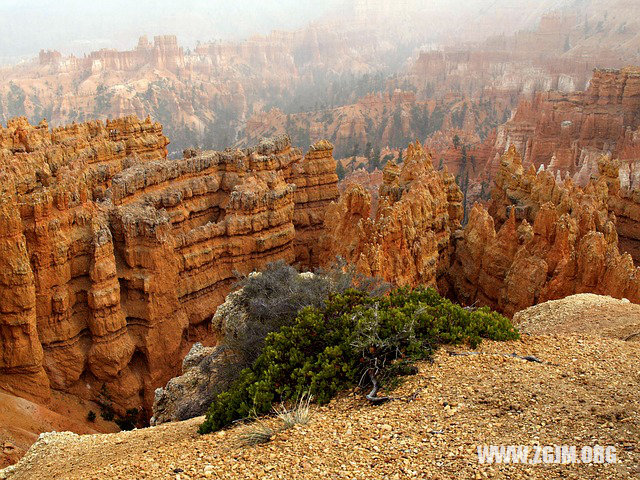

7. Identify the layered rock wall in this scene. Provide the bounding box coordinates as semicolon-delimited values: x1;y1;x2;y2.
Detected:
286;140;339;267
0;117;338;416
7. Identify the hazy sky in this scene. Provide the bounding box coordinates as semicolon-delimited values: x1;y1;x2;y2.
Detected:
0;0;571;65
0;0;344;64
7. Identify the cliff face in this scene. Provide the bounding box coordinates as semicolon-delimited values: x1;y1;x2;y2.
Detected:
287;140;339;268
323;141;463;289
487;67;640;184
0;117;337;416
450;146;640;317
482;67;640;265
0;115;170;405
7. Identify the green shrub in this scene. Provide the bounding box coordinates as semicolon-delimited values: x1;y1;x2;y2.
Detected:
223;259;390;371
199;287;518;434
100;408;114;422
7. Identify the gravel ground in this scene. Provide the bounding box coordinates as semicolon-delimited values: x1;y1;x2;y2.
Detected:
2;333;638;480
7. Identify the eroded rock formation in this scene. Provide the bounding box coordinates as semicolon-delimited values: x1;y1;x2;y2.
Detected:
487;67;640;185
450;146;640;316
323;141;463;289
0;117;337;416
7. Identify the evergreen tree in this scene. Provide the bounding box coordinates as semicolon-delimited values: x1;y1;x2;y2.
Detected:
370;146;382;172
364;141;373;162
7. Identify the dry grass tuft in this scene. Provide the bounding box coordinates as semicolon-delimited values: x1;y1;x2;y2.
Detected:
274;392;314;429
237;420;276;446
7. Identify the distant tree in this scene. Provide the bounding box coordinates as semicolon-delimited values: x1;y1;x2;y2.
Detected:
336;161;347;180
453;134;461;150
7;82;26;118
370;145;381;171
429;106;445;135
352;142;360;159
364;116;374;136
392;106;404;147
93;83;113;117
460;170;470;225
364;141;373;162
460;145;468;173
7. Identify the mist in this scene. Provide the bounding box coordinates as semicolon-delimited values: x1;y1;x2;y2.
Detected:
0;0;572;65
0;0;344;64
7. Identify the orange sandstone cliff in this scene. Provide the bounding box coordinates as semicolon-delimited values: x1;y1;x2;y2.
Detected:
0;117;337;417
323;141;463;290
450;146;640;316
487;67;640;185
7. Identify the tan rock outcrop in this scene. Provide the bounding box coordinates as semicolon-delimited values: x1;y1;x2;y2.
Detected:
286;140;339;267
323;141;462;289
0;117;338;417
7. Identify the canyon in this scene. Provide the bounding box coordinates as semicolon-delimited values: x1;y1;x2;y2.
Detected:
3;63;640;424
0;26;412;158
1;0;640;471
450;145;640;316
2;1;637;174
485;67;640;182
1;66;640;465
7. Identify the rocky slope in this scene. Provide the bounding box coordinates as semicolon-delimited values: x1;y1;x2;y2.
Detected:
2;308;638;479
0;390;118;469
514;293;640;341
0;116;337;418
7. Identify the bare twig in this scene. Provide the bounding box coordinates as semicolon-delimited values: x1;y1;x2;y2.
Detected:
365;368;391;404
446;351;545;364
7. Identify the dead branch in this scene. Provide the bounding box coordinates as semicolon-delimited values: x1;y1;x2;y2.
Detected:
446;351;544;363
